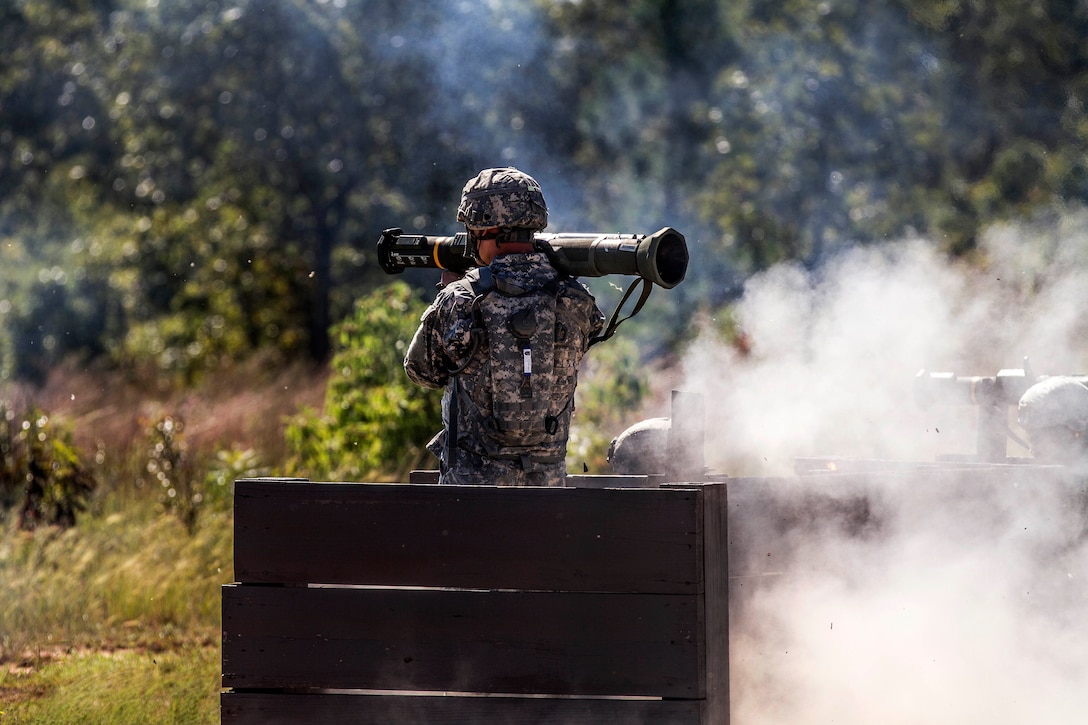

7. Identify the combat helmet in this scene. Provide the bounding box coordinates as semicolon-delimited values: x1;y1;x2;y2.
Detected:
457;167;548;232
607;417;671;475
1017;376;1088;432
1017;376;1088;463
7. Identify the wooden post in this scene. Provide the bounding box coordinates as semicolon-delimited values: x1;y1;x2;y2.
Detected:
668;390;706;481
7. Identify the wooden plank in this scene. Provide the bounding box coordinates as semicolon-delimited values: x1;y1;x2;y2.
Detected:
221;691;703;725
233;480;702;593
222;584;701;697
700;483;729;725
564;474;669;488
411;472;672;487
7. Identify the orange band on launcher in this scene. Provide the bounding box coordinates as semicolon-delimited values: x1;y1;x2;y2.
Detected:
433;243;444;269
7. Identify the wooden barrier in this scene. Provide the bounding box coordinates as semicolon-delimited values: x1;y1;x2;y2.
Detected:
221;478;729;724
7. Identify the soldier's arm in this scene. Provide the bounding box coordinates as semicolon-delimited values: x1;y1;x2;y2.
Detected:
569;282;606;342
404;304;450;390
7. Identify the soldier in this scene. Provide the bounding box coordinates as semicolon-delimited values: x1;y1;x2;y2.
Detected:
1017;376;1088;465
405;168;605;486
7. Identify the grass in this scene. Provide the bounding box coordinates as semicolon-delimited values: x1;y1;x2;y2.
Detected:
0;497;232;661
0;348;657;721
0;493;231;723
0;357;331;722
0;644;220;724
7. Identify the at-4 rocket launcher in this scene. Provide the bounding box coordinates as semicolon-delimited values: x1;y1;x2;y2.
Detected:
376;226;688;289
377;226;689;344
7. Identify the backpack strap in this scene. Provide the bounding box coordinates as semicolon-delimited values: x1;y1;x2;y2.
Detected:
444;270;497;467
446;269;494;376
470;267;495;297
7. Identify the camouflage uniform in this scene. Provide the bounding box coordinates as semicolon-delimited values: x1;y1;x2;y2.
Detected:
405;252;604;486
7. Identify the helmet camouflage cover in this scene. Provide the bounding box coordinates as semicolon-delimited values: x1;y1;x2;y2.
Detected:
457;167;548;231
1017;376;1088;432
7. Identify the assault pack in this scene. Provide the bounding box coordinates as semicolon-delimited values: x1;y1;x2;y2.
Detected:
448;267;581;470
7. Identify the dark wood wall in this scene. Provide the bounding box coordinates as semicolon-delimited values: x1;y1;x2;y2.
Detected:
222;479;729;725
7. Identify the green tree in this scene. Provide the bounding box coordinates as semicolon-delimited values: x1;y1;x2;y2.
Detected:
1;1;491;381
0;1;122;381
695;0;1088;268
5;0;1088;387
285;282;441;481
906;0;1088;238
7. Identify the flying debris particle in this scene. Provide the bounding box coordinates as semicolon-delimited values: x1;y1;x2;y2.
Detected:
309;271;315;278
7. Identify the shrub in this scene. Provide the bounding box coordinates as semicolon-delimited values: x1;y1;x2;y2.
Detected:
566;336;651;473
143;415;201;531
0;402;96;529
286;282;441;481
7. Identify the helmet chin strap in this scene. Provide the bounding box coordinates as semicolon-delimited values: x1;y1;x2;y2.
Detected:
493;230;537;260
497;228;535;244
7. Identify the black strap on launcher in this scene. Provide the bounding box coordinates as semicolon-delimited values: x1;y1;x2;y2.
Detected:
588;277;654;348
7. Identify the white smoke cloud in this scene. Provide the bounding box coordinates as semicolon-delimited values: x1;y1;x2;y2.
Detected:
727;472;1088;724
677;207;1088;723
679;209;1088;476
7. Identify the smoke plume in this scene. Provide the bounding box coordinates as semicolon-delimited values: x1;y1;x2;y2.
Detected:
726;470;1088;724
680;208;1088;476
678;208;1088;723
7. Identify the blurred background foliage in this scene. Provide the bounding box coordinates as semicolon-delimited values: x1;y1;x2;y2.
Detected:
2;0;1088;475
0;5;1086;715
284;280;441;481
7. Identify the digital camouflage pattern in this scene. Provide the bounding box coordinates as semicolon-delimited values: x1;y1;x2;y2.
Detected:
457;167;548;231
405;252;604;486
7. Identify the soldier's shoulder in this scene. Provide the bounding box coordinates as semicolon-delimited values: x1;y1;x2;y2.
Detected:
555;277;601;313
435;275;485;304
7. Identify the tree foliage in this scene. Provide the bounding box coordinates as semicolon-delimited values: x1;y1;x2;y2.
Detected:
1;0;1087;384
0;402;96;529
285;282;441;480
566;336;651;472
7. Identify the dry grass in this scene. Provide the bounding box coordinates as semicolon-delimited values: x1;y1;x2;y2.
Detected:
0;491;230;723
0;355;332;721
28;354;329;464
